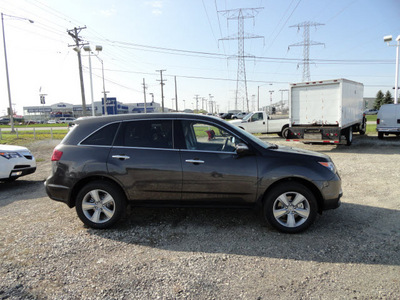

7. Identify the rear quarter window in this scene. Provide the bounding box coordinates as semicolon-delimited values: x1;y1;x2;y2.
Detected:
80;123;120;146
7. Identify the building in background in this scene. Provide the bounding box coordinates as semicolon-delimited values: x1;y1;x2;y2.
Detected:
23;99;162;121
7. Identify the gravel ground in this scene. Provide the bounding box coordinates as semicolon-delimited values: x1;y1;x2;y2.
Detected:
1;135;399;299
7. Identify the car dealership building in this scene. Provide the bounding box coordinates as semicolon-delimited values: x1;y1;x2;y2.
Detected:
23;98;162;121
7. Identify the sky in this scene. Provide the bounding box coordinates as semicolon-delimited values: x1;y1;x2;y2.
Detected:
0;0;399;116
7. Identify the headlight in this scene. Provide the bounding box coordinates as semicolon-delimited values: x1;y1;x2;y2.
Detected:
0;152;22;159
318;161;337;173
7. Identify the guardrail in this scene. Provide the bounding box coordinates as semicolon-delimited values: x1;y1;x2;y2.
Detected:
0;127;69;141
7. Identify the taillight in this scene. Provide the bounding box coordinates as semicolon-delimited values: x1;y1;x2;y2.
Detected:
377;119;380;125
51;149;63;161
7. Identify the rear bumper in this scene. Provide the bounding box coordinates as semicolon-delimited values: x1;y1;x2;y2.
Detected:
288;126;343;143
44;180;72;207
377;127;400;133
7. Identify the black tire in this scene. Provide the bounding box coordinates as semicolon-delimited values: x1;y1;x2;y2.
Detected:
346;127;353;146
378;132;384;139
263;182;318;233
359;118;366;135
281;126;290;139
75;181;126;229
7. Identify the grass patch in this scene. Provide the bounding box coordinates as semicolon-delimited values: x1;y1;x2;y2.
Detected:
366;124;376;134
366;115;377;122
0;123;68;129
0;129;67;146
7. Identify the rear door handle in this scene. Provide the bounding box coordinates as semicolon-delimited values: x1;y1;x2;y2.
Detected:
112;155;130;160
185;159;205;164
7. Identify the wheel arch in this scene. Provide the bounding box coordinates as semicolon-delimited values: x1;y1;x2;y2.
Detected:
259;177;324;214
69;175;127;208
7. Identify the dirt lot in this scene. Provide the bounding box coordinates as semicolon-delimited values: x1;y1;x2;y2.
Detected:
1;135;399;299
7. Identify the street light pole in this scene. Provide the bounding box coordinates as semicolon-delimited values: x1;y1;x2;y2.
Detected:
1;13;33;132
85;48;95;116
84;45;103;116
384;35;400;104
395;37;399;104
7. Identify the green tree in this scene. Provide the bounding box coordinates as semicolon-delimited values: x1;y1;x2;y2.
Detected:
383;90;393;105
373;90;384;110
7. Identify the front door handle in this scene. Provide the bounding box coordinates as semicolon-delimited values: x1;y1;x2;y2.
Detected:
112;155;130;160
185;159;205;164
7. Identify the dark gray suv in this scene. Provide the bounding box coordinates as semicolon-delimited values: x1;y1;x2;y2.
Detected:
45;113;342;233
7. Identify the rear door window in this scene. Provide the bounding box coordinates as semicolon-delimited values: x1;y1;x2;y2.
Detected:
114;120;173;149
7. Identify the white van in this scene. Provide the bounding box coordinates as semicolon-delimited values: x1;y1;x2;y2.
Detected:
376;104;400;139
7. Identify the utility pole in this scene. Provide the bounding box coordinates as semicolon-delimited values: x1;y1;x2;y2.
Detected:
269;90;274;114
194;95;200;111
279;89;289;102
218;7;264;111
142;78;147;113
156;70;166;112
174;76;178;111
288;22;324;82
68;26;88;116
209;94;214;114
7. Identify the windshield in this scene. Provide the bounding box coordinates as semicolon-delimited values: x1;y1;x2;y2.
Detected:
242;113;253;122
234;125;272;149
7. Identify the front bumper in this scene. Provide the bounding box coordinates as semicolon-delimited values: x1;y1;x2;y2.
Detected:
316;175;342;211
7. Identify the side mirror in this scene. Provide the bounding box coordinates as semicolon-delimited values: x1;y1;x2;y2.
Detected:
236;143;251;155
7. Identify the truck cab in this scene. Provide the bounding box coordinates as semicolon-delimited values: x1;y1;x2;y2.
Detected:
229;111;290;137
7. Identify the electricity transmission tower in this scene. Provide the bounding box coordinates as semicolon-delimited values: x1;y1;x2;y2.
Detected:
288;22;324;82
219;7;264;112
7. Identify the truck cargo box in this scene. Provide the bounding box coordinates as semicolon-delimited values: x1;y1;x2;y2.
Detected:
288;79;365;145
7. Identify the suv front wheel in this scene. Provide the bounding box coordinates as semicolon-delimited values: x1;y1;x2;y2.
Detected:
76;181;126;229
263;182;317;233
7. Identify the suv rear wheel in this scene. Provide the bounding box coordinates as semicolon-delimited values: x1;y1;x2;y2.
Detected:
263;182;317;233
76;181;126;229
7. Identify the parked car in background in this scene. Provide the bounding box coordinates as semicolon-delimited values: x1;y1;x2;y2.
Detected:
0;118;10;125
45;113;342;233
0;145;36;182
58;117;76;124
47;120;57;124
377;104;400;139
364;109;378;115
230;111;290;138
232;112;248;119
25;120;37;125
221;113;234;119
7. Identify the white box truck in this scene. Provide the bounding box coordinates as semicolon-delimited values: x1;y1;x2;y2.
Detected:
288;79;366;145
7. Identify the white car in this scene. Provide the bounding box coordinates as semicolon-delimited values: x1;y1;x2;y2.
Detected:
0;145;36;182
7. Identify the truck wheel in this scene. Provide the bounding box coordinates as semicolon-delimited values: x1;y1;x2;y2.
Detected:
263;182;318;233
378;132;384;139
346;127;353;146
281;127;290;139
359;118;366;135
